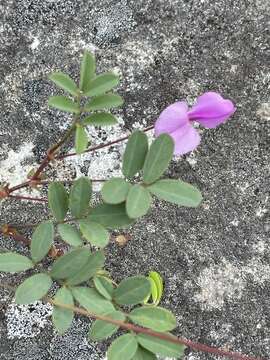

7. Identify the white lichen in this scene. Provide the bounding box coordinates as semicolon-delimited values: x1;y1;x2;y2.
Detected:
6;301;52;339
0;142;36;188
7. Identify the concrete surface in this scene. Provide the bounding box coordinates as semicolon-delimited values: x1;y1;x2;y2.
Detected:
0;0;269;359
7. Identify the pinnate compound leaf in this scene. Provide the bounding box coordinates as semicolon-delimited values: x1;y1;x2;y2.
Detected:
108;334;138;360
50;248;90;279
101;178;131;204
114;276;151;305
30;221;54;263
52;287;74;334
15;273;52;304
49;72;79;96
75;125;89;154
57;224;83;247
69;177;92;218
122;131;148;178
137;333;185;358
48;182;68;221
66;251;105;286
148;179;202;207
79;221;109;248
72;287;114;314
48;96;80;113
0;253;34;273
80;50;96;92
83;112;118;126
84;93;123;111
129;306;176;332
88;203;134;229
84;72;120;97
93;276;114;300
132;347;157;360
89;310;125;341
143;134;174;184
126;185;152;219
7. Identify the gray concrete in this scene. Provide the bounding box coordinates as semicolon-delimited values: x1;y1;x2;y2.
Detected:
0;0;269;359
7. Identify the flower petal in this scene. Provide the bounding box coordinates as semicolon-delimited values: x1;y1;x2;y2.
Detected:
155;101;189;136
188;92;236;128
170;123;201;155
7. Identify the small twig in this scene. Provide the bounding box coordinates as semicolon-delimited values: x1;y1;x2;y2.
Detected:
57;125;154;160
8;194;47;203
8;181;31;193
31;124;76;181
8;216;85;230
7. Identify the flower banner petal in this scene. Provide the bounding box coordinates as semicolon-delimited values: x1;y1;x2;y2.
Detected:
188;92;236;128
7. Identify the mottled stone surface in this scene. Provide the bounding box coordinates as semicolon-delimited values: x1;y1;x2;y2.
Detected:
0;0;269;359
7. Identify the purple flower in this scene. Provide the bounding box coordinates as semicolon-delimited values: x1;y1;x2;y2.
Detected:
155;92;236;155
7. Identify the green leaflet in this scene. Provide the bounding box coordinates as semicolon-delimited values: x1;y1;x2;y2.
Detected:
84;72;120;97
84;93;123;111
57;224;83;247
137;333;185;358
126;185;152;219
88;203;134;229
52;287;74;334
72;286;115;314
80;50;96;92
143;134;174;184
79;221;109;248
48;96;80;113
30;221;54;263
114;276;151;306
49;72;79;96
75;125;89;154
69;177;92;218
93;276;114;300
0;252;34;273
122;131;148;178
108;334;138;360
48;182;68;221
83;113;118;126
101;178;131;204
89;310;125;341
15;273;52;304
132;347;157;360
148;179;202;207
129;306;177;332
50;248;90;279
66;251;105;286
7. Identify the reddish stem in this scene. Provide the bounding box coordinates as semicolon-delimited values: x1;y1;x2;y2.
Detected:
8;194;47;203
57;125;154;160
50;301;264;360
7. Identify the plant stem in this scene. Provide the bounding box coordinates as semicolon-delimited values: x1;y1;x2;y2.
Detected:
49;300;263;360
8;216;86;230
31;123;76;181
57;125;154;160
8;181;31;193
8;194;47;203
